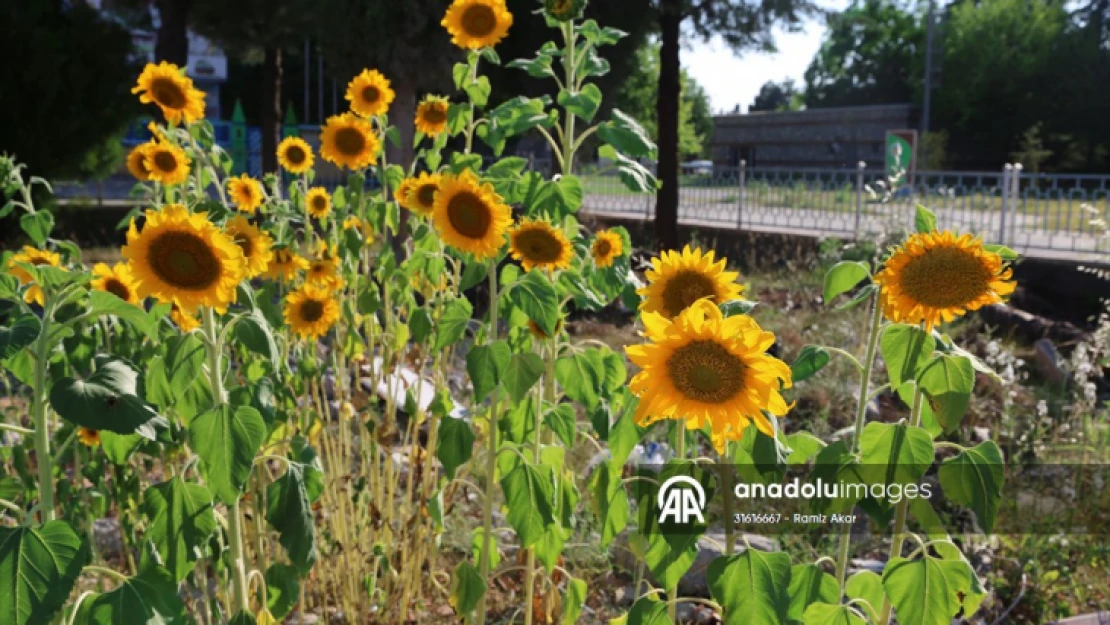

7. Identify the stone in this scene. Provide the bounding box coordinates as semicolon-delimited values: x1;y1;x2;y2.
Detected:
1034;338;1066;385
849;558;886;574
613;585;636;607
92;517;124;560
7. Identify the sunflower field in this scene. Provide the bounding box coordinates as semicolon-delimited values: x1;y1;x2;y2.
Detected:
0;0;1037;624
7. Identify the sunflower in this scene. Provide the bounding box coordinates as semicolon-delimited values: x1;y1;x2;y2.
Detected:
544;0;586;21
394;176;419;210
875;230;1016;331
415;96;450;137
263;247;308;282
638;246;745;319
6;246;63;306
405;172;442;217
227;174;264;214
132;62;206;125
442;0;514;50
305;187;332;220
626;299;792;453
284;284;341;338
224;215;273;279
509;218;573;273
170;304;201;332
91;262;141;305
277;137;315;174
591;230;624;268
320;113;380;170
142;141;191;186
126;143;154;181
77;427;101;447
122;203;246;313
432;170;511;259
346;69;395;118
343;216;374;239
305;255;344;292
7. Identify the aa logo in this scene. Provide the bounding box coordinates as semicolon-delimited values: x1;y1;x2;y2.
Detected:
657;475;706;524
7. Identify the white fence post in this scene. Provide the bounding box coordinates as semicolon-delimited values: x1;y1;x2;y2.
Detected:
855;161;866;238
999;164;1013;246
737;159;746;229
1009;163;1022;246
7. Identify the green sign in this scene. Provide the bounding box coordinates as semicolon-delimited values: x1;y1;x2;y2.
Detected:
885;130;917;178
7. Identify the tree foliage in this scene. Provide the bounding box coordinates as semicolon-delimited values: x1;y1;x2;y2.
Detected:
0;2;138;180
750;79;803;112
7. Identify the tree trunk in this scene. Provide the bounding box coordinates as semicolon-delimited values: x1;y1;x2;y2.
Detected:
154;0;191;66
388;78;418;261
654;0;682;251
262;47;283;174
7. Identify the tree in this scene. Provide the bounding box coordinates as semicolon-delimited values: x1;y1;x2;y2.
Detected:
0;2;138;180
653;0;814;249
750;79;800;112
191;0;312;172
614;43;714;160
155;0;192;66
803;0;924;108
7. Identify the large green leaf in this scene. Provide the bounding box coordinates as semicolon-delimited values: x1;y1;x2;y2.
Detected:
188;405;266;505
0;315;40;360
788;563;839;621
466;340;511;400
0;521;87;625
914;205;938;233
802;603;867;625
74;566;187;625
499;457;556;548
590;460;629;548
858;421;934;493
882;555;963;625
160;333;206;403
266;461;324;575
791;345;831;383
880;324;936;392
49;357;162;438
451;561;486;617
265;564;300;620
433;296;473;350
141;477;217;582
508;271;561;336
916;354;975;432
626;595;673;625
707;550;792;625
437;416;475;480
938;441;1004;533
823;261;870;303
558;84;603;122
234;308;280;367
845;570;883;614
562;576;588;625
554;351;605;410
20;211;53;245
88;290;158;338
598;108;656;158
503;352;544;403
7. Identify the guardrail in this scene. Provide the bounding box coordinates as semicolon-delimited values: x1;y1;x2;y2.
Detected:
580;162;1110;258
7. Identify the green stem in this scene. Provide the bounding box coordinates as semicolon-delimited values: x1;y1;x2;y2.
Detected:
722;442;736;557
475;261;500;625
667;424;687;622
522;342;547;625
561;22;578;174
877;385;924;625
32;302;55;523
835;295;883;591
202;308;250;614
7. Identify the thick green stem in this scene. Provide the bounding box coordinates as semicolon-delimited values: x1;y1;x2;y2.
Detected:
203;308;250;614
32;306;54;523
561;22;578;174
475;262;500;625
877;386;924;625
835;296;884;590
667;425;687;622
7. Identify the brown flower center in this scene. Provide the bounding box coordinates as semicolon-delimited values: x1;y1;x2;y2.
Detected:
421;104;448;125
150;77;187;109
667;340;745;404
898;247;992;308
104;279;131;301
312;195;328;212
416;183;438;208
148;231;221;290
300;299;325;322
661;270;719;318
462;4;497;37
361;86;381;105
515;228;564;264
594;239;612;258
153;150;179;173
447;191;491;239
285;145;306;165
233;233;254;258
334;127;367;157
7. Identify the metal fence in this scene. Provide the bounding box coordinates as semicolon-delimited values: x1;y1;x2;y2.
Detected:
580;162;1110;259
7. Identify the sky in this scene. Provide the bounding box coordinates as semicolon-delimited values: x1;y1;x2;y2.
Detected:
681;3;850;115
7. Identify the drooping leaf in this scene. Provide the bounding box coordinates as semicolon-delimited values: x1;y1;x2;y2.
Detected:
914;205;938;233
508;271;561;336
266;461;324;575
450;561;486;617
73;566;187;625
562;576;588;625
499;457;556;548
788;564;839;621
881;324;936;392
0;315;40;360
264;564;300;620
141;477;217;582
466;340;511;400
802;603;867;625
916;354;975;433
823;261;871;303
590;460;629;548
938;441;1004;533
882;555;963;625
49;357;163;437
88;290;158;338
433;297;473;350
792;345;831;383
625;595;673;625
708;550;792;625
554;351;605;410
598;109;656;158
845;570;884;614
503;352;544;402
437;417;475;480
188;405;266;505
